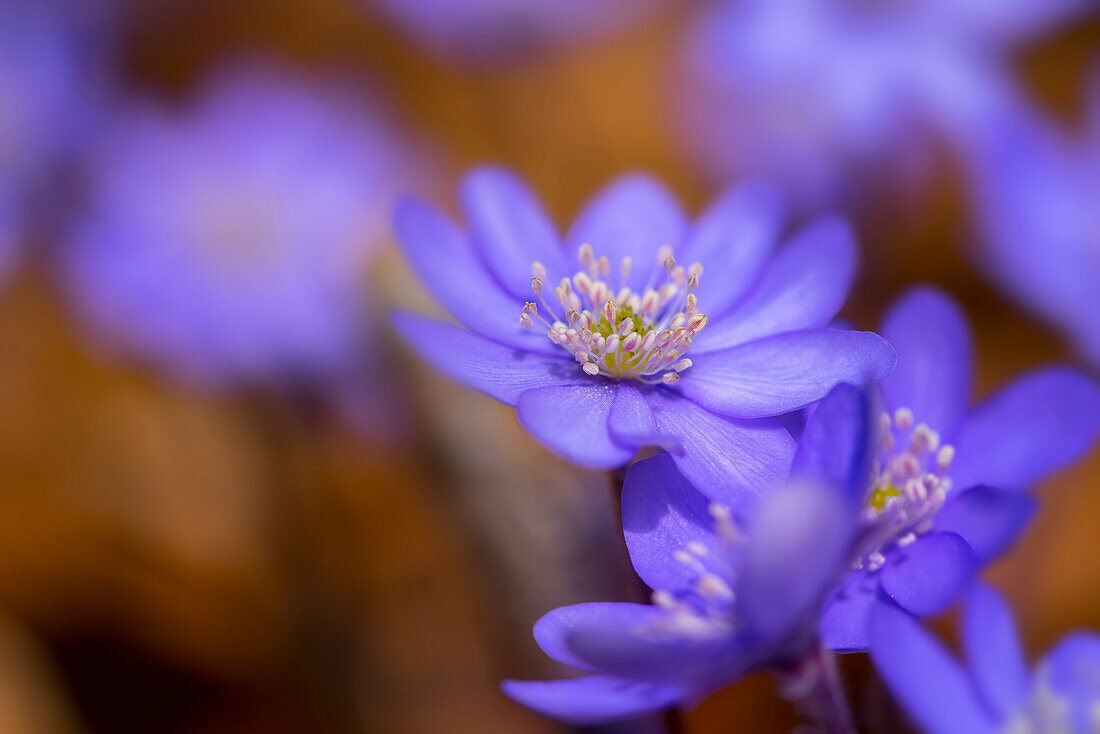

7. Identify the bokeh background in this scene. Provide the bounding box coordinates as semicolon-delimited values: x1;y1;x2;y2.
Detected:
2;1;1099;732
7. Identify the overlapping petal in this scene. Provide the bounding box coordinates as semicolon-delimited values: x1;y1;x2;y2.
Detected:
933;485;1036;563
879;532;977;616
691;217;856;354
501;676;690;726
677;329;895;418
516;383;636;468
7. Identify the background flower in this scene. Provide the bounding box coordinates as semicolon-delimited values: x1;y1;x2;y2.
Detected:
395;168;894;492
674;0;1092;210
59;63;420;389
820;286;1100;651
871;584;1100;734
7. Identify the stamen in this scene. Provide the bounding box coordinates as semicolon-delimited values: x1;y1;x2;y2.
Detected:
523;244;706;382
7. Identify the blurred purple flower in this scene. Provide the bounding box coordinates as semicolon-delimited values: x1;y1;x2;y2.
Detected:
366;0;665;64
503;383;876;725
966;81;1100;368
820;287;1100;652
675;0;1091;210
0;0;112;278
393;169;895;492
871;585;1100;734
61;64;420;389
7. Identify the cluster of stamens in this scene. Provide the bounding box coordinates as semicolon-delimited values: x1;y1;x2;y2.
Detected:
1004;667;1078;734
520;244;707;384
857;407;955;572
640;503;742;640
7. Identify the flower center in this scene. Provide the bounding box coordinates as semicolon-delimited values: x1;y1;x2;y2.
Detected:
856;407;955;572
640;502;742;640
520;244;707;384
1004;669;1078;734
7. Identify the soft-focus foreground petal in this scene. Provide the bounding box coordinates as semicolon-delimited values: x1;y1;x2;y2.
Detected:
566;174;687;292
534;603;666;673
678;329;895;418
962;584;1030;721
739;479;855;639
393;196;554;354
692;217;856;354
647;390;796;508
392;313;577;405
933;485;1036;563
460;166;568;299
880;532;977;617
820;570;879;652
950;367;1100;492
502;676;689;726
791;382;879;504
869;602;998;734
622;454;720;594
880;286;973;438
516;383;636;468
682;181;786;318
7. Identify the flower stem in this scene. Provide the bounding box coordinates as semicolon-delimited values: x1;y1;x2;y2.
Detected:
778;643;857;734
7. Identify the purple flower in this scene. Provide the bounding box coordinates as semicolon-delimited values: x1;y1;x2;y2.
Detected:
966;80;1100;368
60;64;421;388
819;286;1100;651
674;0;1091;209
502;383;877;725
0;0;111;277
393;169;895;493
870;584;1100;734
365;0;666;64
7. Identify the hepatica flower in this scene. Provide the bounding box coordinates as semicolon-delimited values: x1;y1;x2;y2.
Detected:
871;585;1100;734
393;169;895;493
365;0;665;64
967;79;1100;369
820;287;1100;651
0;0;109;277
503;384;877;724
675;0;1092;209
61;65;419;387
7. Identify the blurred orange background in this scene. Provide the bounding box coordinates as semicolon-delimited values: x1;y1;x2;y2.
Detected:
1;1;1098;733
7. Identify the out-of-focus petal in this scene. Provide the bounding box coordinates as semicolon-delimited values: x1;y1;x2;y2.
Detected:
392;313;577;405
622;454;720;594
739;479;855;639
646;390;795;509
691;217;856;353
516;383;636;468
682;181;787;318
879;286;973;438
460;166;568;298
677;329;895;418
501;676;689;726
880;532;977;617
950;367;1100;492
869;601;997;734
962;584;1029;721
393;196;555;354
565;174;687;292
933;485;1036;563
